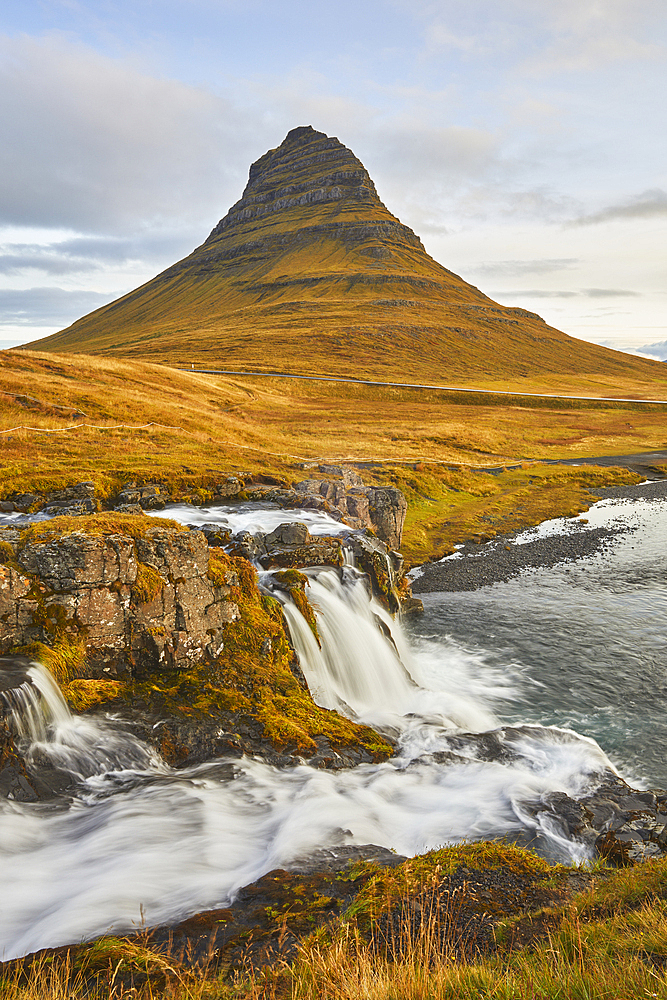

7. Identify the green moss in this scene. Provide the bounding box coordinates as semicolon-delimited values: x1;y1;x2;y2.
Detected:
131;562;165;604
207;547;235;587
18;636;86;688
343;842;565;932
274;569;320;645
132;552;391;759
64;678;127;711
18;511;187;547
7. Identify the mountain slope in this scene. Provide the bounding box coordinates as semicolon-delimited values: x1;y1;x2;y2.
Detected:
26;126;666;389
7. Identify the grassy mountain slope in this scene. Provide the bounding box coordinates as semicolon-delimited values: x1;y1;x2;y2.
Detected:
25;127;667;395
2;348;664;567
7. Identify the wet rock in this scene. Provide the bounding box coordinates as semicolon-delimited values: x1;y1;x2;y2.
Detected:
214;476;244;499
198;523;232;547
260;531;344;571
227;529;267;560
42;499;98;517
114;484;170;511
264;522;310;546
292;467;407;548
412;523;628;594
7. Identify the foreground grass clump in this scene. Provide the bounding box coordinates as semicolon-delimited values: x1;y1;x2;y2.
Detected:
4;849;667;999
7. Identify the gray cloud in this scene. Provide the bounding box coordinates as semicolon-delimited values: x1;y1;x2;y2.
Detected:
574;189;667;226
493;288;641;299
472;258;579;277
0;287;117;326
634;339;667;360
583;288;641;298
0;232;204;277
0;33;257;235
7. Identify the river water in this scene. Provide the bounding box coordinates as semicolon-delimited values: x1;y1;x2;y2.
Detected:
0;486;664;959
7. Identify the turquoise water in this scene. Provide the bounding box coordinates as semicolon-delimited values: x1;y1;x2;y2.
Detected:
408;492;667;788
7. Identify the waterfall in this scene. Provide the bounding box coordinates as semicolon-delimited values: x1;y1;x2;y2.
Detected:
268;565;505;748
0;657;160;780
0;659;71;743
0;532;630;960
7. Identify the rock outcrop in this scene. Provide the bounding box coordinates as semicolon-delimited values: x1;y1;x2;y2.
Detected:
0;514;395;775
2;520;239;678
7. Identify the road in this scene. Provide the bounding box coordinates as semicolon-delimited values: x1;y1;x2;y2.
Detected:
177;368;667;405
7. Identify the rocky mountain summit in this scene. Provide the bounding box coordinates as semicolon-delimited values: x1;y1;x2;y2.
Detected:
26;127;661;386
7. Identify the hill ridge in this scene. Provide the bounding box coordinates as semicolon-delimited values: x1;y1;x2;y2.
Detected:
25;126;667;392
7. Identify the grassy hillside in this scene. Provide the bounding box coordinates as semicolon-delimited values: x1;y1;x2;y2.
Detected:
24;127;667;397
1;348;663;563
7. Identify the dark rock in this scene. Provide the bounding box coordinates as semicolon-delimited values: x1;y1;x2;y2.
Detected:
264;522;310;546
114;484;170;511
115;503;144;515
292;467;407;548
259;540;344;569
42;499;97;517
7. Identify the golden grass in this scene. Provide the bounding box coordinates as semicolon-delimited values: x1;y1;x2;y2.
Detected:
1;349;663;567
2;350;666;483
4;852;667;1000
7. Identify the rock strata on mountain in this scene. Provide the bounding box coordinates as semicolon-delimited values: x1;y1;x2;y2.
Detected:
26;127;664;386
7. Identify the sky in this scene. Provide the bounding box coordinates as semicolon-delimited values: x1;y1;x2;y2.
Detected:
1;0;666;358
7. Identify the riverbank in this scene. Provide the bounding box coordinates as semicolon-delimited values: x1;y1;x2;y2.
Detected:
412;477;667;594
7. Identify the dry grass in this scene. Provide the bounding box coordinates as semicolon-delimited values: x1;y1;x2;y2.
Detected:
2;350;666;484
1;349;663;565
4;854;667;999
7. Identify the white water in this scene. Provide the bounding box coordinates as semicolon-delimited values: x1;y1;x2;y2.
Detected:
2;661;160;780
0;560;617;960
149;501;348;536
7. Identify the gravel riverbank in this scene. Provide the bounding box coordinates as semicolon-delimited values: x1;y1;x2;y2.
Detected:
411;478;667;594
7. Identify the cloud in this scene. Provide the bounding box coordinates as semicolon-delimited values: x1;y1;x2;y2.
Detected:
0;232;203;277
0;33;257;234
573;189;667;225
633;339;667;360
493;288;640;299
471;258;579;276
0;287;116;326
583;288;641;298
514;0;666;74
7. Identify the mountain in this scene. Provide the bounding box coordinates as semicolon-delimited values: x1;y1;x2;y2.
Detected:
26;126;666;388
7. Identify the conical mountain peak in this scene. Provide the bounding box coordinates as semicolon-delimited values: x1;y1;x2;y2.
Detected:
204;124;408;247
26;127;663;388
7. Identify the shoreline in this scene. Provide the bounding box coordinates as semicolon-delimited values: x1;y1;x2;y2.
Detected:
411;478;667;594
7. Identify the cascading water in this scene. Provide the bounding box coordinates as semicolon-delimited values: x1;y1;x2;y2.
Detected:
0;658;160;781
270;565;506;746
1;496;652;961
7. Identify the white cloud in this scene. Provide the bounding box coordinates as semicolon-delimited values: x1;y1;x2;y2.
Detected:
0;33;255;234
492;287;640;299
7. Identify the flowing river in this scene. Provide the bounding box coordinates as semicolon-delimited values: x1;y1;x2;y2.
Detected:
0;484;665;960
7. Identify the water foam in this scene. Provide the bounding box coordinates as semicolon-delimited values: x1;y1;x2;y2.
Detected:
0;558;618;959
